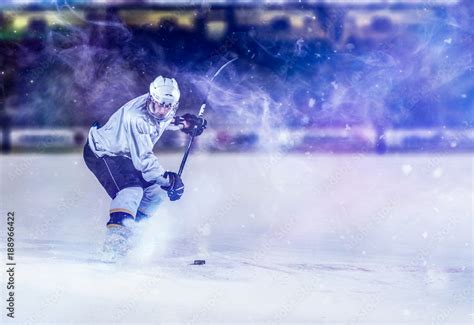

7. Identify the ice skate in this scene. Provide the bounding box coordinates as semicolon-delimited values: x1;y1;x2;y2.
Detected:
101;225;133;263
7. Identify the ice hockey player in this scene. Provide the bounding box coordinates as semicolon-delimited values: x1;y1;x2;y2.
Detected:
83;76;207;259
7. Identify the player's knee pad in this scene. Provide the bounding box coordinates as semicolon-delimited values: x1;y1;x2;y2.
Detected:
142;184;163;202
138;184;164;217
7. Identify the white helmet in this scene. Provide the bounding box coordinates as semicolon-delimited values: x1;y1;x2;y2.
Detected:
147;76;180;120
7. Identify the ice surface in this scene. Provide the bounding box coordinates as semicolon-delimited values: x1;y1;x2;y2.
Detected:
0;153;472;323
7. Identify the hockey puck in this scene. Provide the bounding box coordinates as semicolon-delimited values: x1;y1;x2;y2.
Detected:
192;259;206;265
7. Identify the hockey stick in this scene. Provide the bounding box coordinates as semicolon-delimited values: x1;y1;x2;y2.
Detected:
178;57;238;177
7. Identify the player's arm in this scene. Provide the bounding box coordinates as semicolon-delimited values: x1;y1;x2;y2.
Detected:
127;117;185;201
126;117;168;185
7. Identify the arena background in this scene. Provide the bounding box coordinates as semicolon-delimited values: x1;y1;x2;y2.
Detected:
0;1;473;324
0;0;472;153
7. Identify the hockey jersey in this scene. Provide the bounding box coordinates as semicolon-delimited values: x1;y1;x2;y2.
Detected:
88;94;178;185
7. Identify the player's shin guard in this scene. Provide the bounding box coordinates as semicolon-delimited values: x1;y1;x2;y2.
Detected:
107;187;143;227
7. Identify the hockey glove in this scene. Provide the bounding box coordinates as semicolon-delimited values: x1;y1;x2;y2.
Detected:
160;171;184;201
175;113;207;136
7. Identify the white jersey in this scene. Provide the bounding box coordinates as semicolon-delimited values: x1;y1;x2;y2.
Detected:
88;94;178;184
